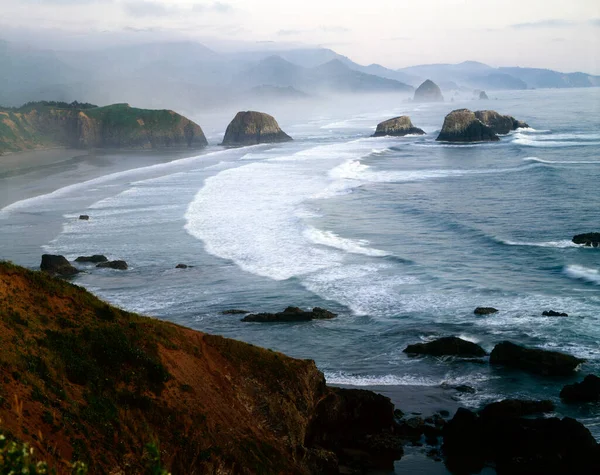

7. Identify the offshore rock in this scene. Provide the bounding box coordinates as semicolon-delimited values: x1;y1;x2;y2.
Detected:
474;110;529;134
414;79;444;102
75;255;108;264
543;310;569;317
561;375;600;403
573;232;600;247
490;340;584;376
372;116;425;137
79;214;89;220
96;260;128;270
436;109;499;142
479;91;489;100
242;306;337;322
40;254;79;276
474;307;498;315
221;111;292;146
403;336;487;357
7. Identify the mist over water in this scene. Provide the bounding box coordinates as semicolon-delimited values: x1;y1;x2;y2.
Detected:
2;88;600;444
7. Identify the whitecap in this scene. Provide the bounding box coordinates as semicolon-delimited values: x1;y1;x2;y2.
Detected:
303;226;389;257
565;265;600;285
325;371;440;387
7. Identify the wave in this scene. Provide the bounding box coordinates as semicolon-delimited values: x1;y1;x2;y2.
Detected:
564;265;600;285
324;372;440;387
303;226;388;257
523;157;599;165
513;132;600;148
501;239;582;249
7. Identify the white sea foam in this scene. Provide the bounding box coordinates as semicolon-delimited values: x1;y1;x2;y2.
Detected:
565;265;600;285
325;372;440;387
303;226;388;257
502;239;582;249
513;132;600;147
523;157;599;165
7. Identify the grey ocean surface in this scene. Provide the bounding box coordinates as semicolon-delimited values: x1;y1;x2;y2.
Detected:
1;89;599;471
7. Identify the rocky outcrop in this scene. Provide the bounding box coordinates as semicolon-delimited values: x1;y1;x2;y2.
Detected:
40;254;79;276
403;336;487;357
474;110;529;134
561;375;600;403
242;306;337;322
543;310;569;317
443;402;600;475
490;341;584;376
221;111;292;146
371;116;425;137
414;80;444;102
573;232;600;247
474;307;498;315
79;214;89;220
175;263;193;269
96;260;128;270
436;109;499;142
479;91;489;100
75;255;108;263
221;309;250;315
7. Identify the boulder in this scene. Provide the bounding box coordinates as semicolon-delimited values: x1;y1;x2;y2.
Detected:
474;307;498;315
543;310;569;317
443;403;600;475
79;215;89;220
221;309;250;315
560;375;600;403
479;91;489;100
40;254;79;276
474;110;529;134
478;399;555;420
573;232;600;247
75;255;108;264
403;336;487;357
414;80;444;102
371;116;425;137
175;263;193;269
490;341;584;376
436;109;499;142
242;306;337;322
221;111;292;146
96;260;128;270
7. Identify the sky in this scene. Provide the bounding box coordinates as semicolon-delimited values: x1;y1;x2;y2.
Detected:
1;0;599;73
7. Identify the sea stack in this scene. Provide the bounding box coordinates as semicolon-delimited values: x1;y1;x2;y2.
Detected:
221;111;292;146
474;110;529;134
414;79;444;102
372;116;425;137
436;109;499;142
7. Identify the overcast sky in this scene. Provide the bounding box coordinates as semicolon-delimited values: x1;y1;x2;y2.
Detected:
1;0;599;73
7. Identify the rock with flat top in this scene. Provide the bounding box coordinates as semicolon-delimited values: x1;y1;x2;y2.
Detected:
403;336;487;357
372;116;425;137
96;260;128;270
572;232;600;247
221;111;292;146
242;306;336;322
490;341;584;376
75;255;108;264
436;109;499;142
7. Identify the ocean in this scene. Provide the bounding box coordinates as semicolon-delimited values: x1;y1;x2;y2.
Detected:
1;88;599;457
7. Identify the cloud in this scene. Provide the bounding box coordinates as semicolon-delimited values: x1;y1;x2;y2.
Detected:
277;26;349;36
192;2;233;13
509;19;574;29
122;1;233;17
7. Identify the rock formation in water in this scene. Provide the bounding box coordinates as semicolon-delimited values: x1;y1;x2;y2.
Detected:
242;306;337;322
561;375;600;403
436;109;499;142
490;341;584;376
474;110;529;134
221;111;292;146
572;232;600;247
403;336;487;357
414;79;444;102
96;260;128;270
40;254;79;276
0;101;208;154
474;307;498;315
75;255;108;263
371;116;425;137
479;91;489;100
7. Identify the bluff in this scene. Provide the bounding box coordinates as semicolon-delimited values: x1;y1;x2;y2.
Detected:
414;79;444;102
221;111;292;146
0;261;402;474
372;116;425;137
0;101;207;154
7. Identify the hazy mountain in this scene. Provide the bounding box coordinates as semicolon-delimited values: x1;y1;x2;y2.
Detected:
235;56;305;89
498;67;600;88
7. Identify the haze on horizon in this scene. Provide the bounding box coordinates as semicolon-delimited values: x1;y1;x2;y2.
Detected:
1;0;599;74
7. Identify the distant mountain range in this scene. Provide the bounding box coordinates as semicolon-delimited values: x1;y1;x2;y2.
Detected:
1;39;598;110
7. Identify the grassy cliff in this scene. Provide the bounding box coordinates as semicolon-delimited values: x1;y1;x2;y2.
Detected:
0;261;402;474
0;101;207;154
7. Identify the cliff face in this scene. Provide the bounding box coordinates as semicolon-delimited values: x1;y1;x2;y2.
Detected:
0;262;402;474
221;111;292;146
0;103;207;154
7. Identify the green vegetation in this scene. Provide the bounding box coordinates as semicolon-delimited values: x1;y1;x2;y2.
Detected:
0;101;98;113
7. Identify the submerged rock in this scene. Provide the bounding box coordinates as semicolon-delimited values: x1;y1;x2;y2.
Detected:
490;341;584;376
75;255;108;264
474;307;498;315
403;336;487;357
372;116;425;137
414;79;444;102
560;374;600;403
96;260;128;270
573;232;600;247
543;310;569;317
443;402;600;475
175;263;193;269
221;111;292;146
40;254;79;276
221;309;250;315
242;306;337;322
436;109;499;142
474;110;529;134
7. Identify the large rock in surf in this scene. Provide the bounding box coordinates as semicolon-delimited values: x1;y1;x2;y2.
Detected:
75;255;108;263
372;116;425;137
443;402;600;475
474;307;498;315
560;375;600;403
436;109;499;142
40;254;79;276
474;110;529;134
221;111;292;146
573;232;600;247
490;341;584;376
242;306;336;323
403;336;487;357
96;260;128;270
414;79;444;102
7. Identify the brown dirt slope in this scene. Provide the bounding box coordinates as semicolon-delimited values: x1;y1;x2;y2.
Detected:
0;262;400;474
